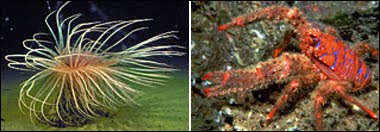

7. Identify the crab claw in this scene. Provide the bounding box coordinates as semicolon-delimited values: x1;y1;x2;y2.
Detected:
202;88;212;96
202;72;230;85
201;72;231;97
218;25;228;31
202;72;214;81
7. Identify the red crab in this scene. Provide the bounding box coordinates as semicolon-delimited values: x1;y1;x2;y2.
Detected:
202;6;378;131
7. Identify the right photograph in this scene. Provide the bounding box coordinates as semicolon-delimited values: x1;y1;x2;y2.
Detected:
191;1;379;131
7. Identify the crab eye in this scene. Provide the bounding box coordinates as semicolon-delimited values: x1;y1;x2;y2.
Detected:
314;38;322;49
309;36;319;46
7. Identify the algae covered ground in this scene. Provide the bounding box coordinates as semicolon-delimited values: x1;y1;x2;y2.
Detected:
1;73;188;131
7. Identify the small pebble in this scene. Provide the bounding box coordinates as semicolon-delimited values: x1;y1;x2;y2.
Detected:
229;98;236;105
223;108;231;116
287;125;300;131
352;104;360;111
331;102;337;108
218;126;225;131
214;116;221;124
233;125;242;131
286;119;292;124
247;111;252;118
201;80;212;86
233;125;247;131
280;25;286;31
213;110;223;124
201;55;206;60
226;65;232;70
202;40;209;44
191;40;196;50
251;29;265;39
191;79;196;86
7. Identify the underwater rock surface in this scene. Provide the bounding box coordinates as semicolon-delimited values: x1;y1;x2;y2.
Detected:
191;1;379;131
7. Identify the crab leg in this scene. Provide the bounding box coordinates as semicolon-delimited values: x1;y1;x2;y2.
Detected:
218;6;310;34
335;86;378;121
352;42;379;58
313;80;337;131
273;30;296;58
202;53;316;97
313;80;377;131
266;73;322;125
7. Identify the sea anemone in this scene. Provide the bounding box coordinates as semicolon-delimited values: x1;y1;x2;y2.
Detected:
4;1;185;127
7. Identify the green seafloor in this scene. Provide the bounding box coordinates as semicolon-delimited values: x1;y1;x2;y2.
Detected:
1;74;188;131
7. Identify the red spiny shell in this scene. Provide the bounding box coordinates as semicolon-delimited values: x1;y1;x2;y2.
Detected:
311;33;371;90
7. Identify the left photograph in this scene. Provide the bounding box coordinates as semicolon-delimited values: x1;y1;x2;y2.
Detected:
1;1;188;131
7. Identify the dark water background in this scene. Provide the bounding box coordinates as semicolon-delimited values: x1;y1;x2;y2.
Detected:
1;1;189;82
